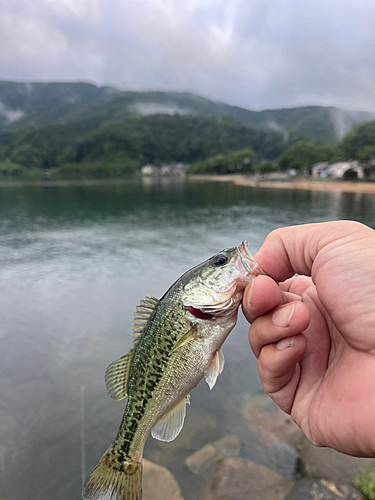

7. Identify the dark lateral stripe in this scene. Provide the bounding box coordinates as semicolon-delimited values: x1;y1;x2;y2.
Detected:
116;302;185;456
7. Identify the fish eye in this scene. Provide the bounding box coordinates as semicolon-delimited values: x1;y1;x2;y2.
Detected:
212;254;228;267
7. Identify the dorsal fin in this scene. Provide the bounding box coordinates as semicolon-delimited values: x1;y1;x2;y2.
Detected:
105;296;159;401
132;296;159;340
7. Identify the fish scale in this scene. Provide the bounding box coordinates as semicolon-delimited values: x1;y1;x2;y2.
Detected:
108;301;188;464
83;241;263;500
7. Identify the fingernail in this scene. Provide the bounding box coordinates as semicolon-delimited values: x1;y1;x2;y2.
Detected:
276;336;295;350
272;303;295;327
247;279;256;306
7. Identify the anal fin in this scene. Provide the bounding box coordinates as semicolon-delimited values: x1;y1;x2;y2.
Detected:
205;348;225;390
151;395;190;442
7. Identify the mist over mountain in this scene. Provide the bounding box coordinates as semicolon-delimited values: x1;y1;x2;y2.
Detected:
0;80;374;143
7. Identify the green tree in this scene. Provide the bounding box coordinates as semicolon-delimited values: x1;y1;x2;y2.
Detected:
340;121;375;178
253;161;278;173
187;147;255;174
226;148;255;172
277;141;339;172
341;121;375;160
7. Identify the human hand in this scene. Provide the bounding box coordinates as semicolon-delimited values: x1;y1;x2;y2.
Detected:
242;221;375;457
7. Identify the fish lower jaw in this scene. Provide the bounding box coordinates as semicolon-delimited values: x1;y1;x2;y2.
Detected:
187;306;215;320
186;302;240;322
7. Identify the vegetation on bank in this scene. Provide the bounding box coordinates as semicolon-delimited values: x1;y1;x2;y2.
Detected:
188;148;255;174
187;120;375;175
355;465;375;499
0;114;289;175
0;108;374;179
341;120;375;176
277;141;340;172
0;161;137;180
188;148;279;175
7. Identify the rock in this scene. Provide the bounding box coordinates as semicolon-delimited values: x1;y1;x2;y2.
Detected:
284;478;361;500
184;434;240;474
242;392;303;446
145;410;217;466
297;436;375;486
241;434;301;480
242;392;374;485
143;459;184;500
203;457;295;500
235;393;300;478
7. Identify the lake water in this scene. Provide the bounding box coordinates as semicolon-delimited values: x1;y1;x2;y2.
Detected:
1;177;375;500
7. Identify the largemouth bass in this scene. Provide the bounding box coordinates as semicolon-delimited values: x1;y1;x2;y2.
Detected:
83;241;263;500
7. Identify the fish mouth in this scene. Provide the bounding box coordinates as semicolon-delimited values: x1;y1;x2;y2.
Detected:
187;306;215;320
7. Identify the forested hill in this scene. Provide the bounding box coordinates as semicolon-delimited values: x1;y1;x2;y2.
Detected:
0;114;287;170
0;80;374;143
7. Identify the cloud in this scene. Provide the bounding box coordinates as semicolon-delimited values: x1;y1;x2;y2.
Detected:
0;101;25;123
0;0;375;111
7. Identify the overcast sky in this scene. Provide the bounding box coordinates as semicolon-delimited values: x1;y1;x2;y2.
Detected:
1;0;375;111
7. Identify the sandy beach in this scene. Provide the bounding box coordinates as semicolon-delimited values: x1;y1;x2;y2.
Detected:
190;174;375;194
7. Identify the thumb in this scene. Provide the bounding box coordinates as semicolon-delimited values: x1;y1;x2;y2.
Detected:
253;221;370;282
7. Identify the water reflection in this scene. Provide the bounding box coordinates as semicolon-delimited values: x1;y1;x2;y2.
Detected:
0;179;374;499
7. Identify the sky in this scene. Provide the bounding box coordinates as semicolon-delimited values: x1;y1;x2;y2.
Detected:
1;0;375;111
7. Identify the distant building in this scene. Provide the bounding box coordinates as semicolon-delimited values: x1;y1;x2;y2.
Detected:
312;161;364;179
325;161;364;179
160;163;187;175
312;162;329;178
141;164;158;175
141;163;188;176
160;165;172;175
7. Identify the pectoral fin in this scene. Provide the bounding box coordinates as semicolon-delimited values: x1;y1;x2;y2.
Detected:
151;395;190;442
171;325;200;353
205;348;225;390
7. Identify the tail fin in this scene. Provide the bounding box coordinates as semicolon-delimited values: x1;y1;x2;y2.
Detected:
83;449;142;500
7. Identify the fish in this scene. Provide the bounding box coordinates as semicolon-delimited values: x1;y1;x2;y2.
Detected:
83;241;263;500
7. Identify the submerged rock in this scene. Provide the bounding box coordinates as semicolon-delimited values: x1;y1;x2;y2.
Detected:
184;434;240;474
236;392;301;478
296;436;375;486
143;459;184;500
145;410;217;466
284;478;361;500
242;392;303;446
241;392;374;486
203;457;295;500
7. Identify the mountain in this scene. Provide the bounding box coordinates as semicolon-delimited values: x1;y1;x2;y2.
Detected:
0;81;117;130
0;80;374;143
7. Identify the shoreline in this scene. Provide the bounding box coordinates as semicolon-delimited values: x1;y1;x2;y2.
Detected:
0;178;139;188
1;174;375;194
189;174;375;194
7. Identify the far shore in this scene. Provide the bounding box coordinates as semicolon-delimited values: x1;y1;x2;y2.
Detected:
190;174;375;194
1;173;375;195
